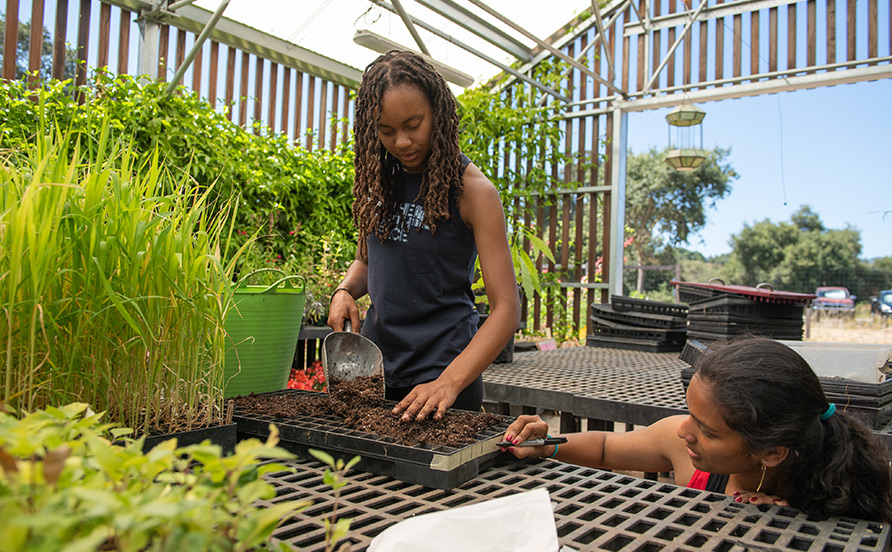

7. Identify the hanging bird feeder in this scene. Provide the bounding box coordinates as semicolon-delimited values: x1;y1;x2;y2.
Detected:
665;102;706;170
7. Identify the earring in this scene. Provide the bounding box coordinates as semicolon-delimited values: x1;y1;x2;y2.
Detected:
755;463;767;493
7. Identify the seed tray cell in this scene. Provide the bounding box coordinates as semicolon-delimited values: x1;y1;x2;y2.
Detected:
261;457;890;552
234;389;511;490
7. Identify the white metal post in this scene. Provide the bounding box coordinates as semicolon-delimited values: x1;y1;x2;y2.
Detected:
608;104;628;298
137;15;160;81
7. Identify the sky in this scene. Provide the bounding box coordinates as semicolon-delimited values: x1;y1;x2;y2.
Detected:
625;78;892;261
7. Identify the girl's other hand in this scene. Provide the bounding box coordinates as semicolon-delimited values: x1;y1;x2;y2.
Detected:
501;415;551;459
732;490;789;506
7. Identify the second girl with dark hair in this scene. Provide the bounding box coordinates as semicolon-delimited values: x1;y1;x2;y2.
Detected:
502;337;892;523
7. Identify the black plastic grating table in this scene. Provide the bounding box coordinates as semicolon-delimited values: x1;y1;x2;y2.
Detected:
483;347;690;426
262;457;891;552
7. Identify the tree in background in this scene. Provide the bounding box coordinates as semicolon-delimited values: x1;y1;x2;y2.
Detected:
724;206;862;293
0;13;76;80
624;147;736;293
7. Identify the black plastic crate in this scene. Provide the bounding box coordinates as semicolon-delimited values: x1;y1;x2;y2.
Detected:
233;389;511;490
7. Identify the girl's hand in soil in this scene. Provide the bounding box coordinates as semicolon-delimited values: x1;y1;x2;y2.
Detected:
393;379;459;422
732;490;789;507
500;415;551;459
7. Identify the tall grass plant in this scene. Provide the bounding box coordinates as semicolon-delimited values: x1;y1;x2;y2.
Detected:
1;122;237;435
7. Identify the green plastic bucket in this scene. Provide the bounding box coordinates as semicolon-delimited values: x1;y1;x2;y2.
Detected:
223;269;306;398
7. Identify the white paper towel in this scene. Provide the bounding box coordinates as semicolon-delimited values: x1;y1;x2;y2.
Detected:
367;488;559;552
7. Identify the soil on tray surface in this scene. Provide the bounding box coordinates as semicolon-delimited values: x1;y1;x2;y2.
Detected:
234;374;504;447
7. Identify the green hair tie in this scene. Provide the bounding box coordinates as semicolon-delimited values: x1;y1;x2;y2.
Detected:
820;403;836;421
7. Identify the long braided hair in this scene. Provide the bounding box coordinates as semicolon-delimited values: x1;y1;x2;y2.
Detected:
695;337;892;523
352;50;463;261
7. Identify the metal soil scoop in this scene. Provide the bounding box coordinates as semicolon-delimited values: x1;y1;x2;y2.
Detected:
322;320;385;399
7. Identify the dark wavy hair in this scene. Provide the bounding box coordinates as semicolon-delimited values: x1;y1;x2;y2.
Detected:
352;50;463;261
694;336;892;523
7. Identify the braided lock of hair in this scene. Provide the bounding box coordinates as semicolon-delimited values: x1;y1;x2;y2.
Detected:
352;50;463;262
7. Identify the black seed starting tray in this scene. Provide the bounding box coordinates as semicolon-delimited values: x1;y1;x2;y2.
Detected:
612;295;690;317
592;303;687;329
233;389;511;490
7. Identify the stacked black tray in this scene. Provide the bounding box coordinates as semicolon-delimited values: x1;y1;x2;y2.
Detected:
587;295;688;352
673;281;814;342
679;340;892;429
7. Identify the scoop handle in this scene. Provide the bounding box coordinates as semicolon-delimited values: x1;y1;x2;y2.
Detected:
344;319;353;333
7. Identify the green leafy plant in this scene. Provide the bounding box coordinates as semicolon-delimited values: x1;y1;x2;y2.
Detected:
457;71;577;310
0;73;357;290
308;450;360;552
0;402;307;551
0;118;238;435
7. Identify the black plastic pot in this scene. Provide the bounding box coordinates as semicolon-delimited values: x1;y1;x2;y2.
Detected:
141;423;237;455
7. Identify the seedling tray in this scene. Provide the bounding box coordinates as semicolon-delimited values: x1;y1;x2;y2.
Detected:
591;303;687;329
687;328;805;342
586;334;685;352
590;318;687;343
687;296;805;320
673;281;815;306
233;389;511;490
611;295;689;317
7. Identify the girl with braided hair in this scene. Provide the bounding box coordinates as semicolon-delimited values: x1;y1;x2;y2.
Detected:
502;336;892;523
328;50;520;422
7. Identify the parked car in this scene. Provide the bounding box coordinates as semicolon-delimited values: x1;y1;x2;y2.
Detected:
870;290;892;318
812;286;856;319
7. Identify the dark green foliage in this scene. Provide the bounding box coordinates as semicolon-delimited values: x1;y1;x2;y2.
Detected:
624;146;736;294
722;205;892;299
0;73;357;287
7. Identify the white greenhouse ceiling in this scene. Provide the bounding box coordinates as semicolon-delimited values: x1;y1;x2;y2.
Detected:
193;0;592;89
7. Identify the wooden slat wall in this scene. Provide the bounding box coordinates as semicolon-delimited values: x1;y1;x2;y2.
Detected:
29;0;45;83
4;0;20;80
1;0;350;150
621;0;892;97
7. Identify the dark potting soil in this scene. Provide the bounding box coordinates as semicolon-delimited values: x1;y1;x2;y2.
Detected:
234;374;504;448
